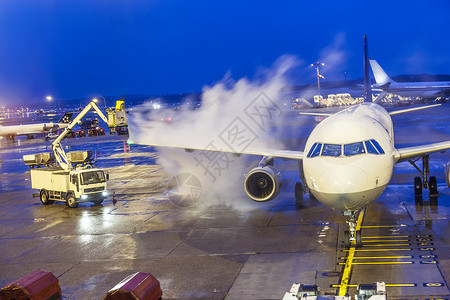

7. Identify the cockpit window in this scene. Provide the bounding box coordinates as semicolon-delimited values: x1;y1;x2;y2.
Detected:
311;144;322;157
344;142;365;156
308;140;384;158
322;144;341;157
370;139;385;154
365;140;378;154
307;143;318;158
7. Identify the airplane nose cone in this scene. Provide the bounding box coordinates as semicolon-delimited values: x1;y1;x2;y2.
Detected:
319;166;368;194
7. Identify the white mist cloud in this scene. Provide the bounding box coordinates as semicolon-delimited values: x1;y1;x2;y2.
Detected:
319;32;348;79
128;55;302;209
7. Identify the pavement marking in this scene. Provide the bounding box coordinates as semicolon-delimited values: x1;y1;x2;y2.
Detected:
338;208;365;296
339;256;413;260
385;283;417;287
332;283;417;288
420;260;439;264
419;247;436;251
343;248;413;252
338;261;414;265
362;236;410;239
423;282;444;287
362;243;411;247
361;224;408;228
362;239;410;242
420;255;437;258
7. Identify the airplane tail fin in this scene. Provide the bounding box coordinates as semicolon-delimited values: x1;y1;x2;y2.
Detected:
58;112;74;124
363;35;373;103
369;60;395;86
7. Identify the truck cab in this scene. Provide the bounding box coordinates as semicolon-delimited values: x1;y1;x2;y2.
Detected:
68;168;108;207
24;100;117;208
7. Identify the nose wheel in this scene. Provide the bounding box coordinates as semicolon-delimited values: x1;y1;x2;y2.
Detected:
344;211;362;248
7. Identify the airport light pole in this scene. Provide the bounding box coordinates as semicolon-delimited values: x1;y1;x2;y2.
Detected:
311;62;325;99
46;96;52;110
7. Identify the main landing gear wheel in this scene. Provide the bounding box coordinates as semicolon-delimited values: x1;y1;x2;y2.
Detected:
429;176;438;196
39;189;54;205
294;182;303;204
410;155;439;197
414;177;422;196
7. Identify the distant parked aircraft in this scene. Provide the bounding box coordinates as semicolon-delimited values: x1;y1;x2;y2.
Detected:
0;112;74;140
370;60;450;98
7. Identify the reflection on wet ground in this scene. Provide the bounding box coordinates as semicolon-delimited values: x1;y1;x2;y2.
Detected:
0;104;449;299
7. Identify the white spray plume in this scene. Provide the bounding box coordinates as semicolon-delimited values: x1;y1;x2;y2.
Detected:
319;32;348;79
129;55;302;210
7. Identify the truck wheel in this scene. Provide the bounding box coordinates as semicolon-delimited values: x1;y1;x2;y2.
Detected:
92;199;103;205
66;194;79;208
40;190;54;205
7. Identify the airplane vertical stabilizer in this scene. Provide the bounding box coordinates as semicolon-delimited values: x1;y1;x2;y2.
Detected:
363;35;373;103
57;112;74;124
369;60;395;85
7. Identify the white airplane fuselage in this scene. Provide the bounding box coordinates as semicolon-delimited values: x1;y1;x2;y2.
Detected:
0;122;68;138
375;81;450;98
303;103;396;211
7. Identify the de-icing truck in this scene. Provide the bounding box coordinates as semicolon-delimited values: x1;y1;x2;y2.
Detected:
23;100;126;208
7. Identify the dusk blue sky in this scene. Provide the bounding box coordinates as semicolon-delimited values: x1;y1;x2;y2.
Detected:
0;0;449;104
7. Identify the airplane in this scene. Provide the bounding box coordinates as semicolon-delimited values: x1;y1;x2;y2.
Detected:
370;59;450;98
128;36;450;247
0;112;74;140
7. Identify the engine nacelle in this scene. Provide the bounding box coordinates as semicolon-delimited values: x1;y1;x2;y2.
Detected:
244;166;281;202
445;163;450;189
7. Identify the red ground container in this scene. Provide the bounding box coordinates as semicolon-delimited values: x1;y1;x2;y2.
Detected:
103;272;162;300
0;270;61;300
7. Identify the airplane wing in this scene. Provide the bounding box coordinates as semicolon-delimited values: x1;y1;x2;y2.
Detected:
395;141;450;163
299;112;333;117
389;104;441;115
132;142;304;161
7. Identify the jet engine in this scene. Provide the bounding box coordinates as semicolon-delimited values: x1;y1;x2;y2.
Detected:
445;163;450;189
244;166;281;202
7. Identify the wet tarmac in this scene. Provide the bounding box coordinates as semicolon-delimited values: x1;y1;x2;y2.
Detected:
0;104;449;299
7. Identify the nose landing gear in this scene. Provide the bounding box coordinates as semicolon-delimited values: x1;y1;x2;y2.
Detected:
343;210;362;248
